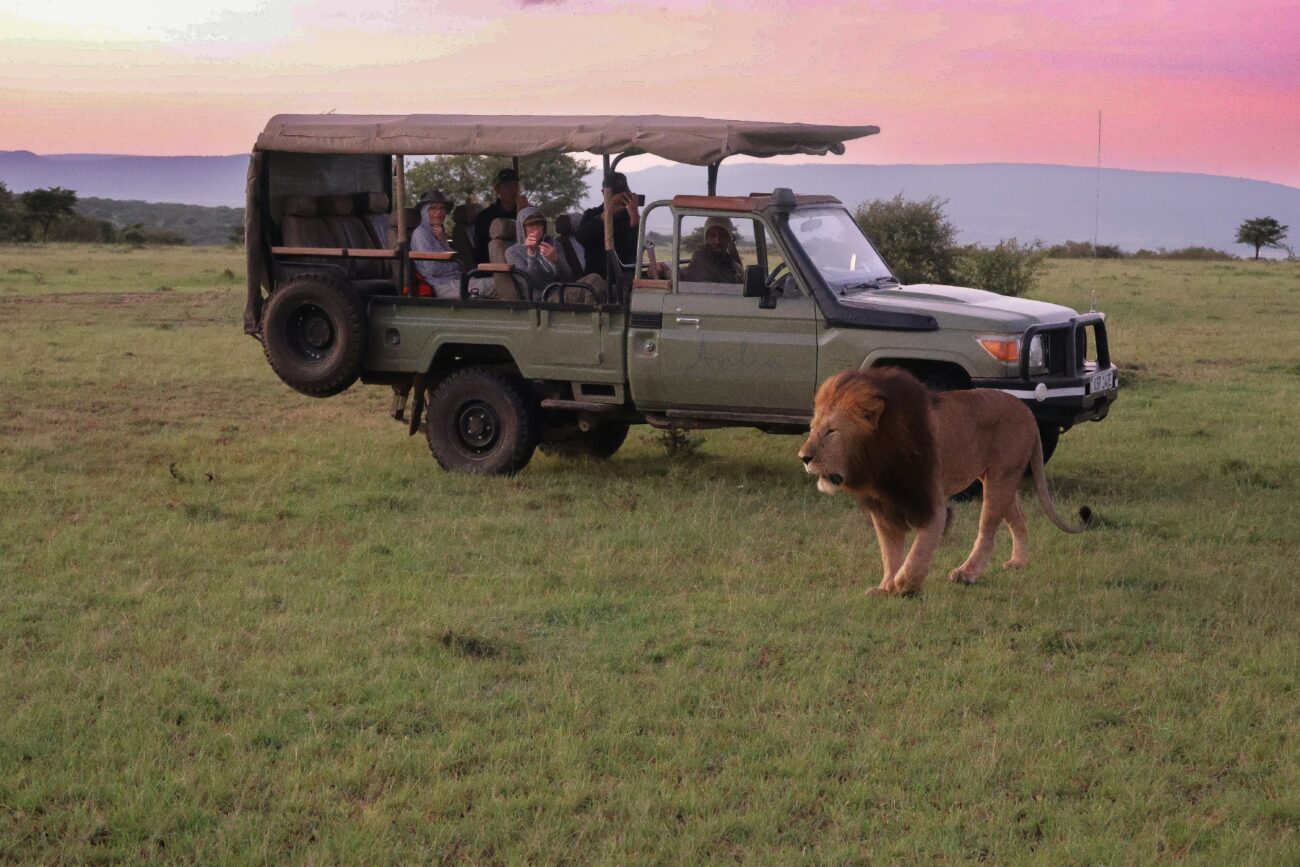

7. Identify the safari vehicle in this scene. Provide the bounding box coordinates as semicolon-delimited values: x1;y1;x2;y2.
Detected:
243;114;1118;474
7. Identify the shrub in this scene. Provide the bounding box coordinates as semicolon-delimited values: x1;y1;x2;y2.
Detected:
1044;240;1123;259
853;194;957;285
955;239;1045;297
1131;246;1235;261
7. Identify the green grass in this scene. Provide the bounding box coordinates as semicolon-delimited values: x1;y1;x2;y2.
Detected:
1;246;1297;864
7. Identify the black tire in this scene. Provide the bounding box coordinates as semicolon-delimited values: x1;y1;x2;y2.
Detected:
425;368;538;475
261;274;366;397
540;422;630;460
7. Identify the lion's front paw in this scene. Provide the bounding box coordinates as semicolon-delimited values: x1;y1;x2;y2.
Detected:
948;567;978;585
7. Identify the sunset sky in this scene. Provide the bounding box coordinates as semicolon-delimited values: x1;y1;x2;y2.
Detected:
2;0;1297;186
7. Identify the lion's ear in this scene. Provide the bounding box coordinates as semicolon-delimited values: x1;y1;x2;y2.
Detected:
861;393;884;426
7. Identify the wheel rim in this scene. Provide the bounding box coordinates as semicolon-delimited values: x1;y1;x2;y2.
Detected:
285;303;335;362
454;400;500;453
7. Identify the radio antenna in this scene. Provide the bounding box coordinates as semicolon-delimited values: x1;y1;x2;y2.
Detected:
1093;109;1102;253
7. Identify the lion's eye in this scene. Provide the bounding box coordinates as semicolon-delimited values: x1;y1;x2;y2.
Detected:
824;428;836;437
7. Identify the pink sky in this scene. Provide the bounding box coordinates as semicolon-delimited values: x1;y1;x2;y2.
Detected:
2;0;1298;186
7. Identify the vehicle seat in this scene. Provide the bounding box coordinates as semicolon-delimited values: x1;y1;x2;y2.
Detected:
388;207;420;249
358;192;390;248
451;203;481;273
553;212;586;276
487;217;522;300
319;194;385;280
279;196;334;249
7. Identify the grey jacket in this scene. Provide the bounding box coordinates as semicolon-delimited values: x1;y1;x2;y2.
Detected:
505;206;574;296
411;206;460;297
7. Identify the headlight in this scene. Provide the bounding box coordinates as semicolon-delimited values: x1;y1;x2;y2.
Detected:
1028;335;1045;372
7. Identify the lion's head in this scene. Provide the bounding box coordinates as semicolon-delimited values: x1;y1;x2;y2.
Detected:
798;368;941;528
799;371;885;495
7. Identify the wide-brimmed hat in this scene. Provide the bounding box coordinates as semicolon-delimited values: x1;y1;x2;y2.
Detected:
417;189;454;209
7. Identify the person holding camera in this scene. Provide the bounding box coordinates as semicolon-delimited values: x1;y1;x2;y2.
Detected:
575;171;643;278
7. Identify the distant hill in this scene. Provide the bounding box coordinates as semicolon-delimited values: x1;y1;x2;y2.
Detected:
609;163;1300;258
0;151;248;207
74;197;243;246
4;150;1297;255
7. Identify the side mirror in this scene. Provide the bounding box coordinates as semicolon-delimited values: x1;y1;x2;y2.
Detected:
743;264;765;298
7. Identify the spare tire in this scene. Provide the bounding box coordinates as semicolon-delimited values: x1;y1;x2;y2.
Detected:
261;273;367;397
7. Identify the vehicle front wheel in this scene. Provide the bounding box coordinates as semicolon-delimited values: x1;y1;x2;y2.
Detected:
540;422;630;460
425;368;538;475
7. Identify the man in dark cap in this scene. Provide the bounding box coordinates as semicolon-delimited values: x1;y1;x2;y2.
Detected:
472;167;529;265
575;171;642;278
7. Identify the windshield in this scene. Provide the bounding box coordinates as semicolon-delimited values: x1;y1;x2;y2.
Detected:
787;208;894;292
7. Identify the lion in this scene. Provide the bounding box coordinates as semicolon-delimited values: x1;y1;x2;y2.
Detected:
798;367;1091;595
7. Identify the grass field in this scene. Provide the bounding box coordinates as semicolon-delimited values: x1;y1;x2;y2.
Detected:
1;245;1298;864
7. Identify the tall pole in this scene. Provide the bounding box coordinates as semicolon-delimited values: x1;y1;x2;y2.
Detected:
1093;110;1102;253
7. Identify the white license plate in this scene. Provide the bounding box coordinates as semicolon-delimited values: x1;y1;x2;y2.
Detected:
1089;369;1116;393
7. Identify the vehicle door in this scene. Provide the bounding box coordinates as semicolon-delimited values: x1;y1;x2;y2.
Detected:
653;212;818;414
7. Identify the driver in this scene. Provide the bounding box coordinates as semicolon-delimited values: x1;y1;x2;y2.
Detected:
682;216;744;284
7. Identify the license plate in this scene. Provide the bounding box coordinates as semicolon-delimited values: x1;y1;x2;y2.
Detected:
1089;369;1116;393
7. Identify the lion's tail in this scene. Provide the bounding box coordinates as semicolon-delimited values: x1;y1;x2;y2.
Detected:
1028;435;1092;534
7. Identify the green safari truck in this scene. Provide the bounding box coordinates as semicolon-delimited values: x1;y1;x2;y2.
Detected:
244;114;1118;474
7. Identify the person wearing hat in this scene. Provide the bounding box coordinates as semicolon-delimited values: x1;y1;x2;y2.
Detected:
505;205;576;297
472;167;530;265
411;189;463;298
575;171;644;278
683;216;745;284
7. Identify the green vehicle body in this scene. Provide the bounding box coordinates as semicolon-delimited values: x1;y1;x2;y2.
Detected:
356;192;1116;443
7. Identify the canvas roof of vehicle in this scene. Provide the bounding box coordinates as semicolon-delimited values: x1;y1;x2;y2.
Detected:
255;114;879;166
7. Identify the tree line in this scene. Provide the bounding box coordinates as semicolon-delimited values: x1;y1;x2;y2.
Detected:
0;182;192;246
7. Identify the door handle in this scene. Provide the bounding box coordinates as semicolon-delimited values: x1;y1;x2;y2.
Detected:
675;316;700;327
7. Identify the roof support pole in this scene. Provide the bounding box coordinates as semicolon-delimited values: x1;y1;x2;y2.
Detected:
394;156;407;242
512;156;520;175
707;160;721;196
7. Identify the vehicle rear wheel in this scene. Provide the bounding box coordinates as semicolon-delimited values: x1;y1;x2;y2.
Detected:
425;368;538;475
261;273;366;397
540;422;630;460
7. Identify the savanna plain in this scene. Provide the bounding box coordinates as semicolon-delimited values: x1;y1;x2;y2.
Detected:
1;245;1297;864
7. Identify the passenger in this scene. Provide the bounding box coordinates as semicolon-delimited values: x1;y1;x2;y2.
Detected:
472;167;529;265
505;206;575;297
410;190;461;298
682;216;744;284
575;171;641;277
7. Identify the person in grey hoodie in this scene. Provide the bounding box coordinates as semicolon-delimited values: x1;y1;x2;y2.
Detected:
505;206;575;298
410;190;462;298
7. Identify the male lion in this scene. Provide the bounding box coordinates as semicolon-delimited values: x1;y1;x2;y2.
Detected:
799;368;1091;595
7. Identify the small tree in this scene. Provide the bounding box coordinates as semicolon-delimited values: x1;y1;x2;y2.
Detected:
853;194;957;285
1235;217;1288;259
19;186;78;242
405;153;592;218
0;181;17;241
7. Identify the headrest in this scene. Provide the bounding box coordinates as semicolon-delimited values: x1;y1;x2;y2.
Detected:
319;195;355;217
452;203;481;223
387;208;421;229
553;214;575;235
282;196;318;217
490;218;516;242
361;192;389;214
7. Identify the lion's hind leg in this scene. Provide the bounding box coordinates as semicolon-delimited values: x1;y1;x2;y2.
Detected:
948;474;1018;585
1002;498;1030;570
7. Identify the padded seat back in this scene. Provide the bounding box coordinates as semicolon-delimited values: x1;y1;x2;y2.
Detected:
319;194;384;279
553;212;585;276
279;196;335;249
488;218;521;301
451;203;481;273
388;207;420;249
359;192;390;248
